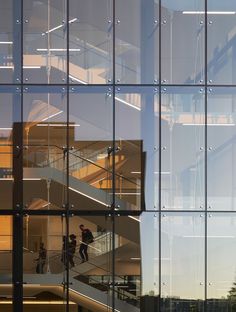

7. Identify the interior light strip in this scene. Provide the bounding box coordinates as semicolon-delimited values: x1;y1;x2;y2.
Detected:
0;66;41;69
0;128;12;130
114;192;141;195
69;75;87;84
90;177;106;185
115;97;141;111
68;187;108;207
182;11;236;15
128;216;140;222
0;178;42;181
43;18;78;35
41;111;63;122
37;48;80;52
0;41;13;44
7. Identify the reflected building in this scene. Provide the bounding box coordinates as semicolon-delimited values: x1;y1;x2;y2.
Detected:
0;1;236;312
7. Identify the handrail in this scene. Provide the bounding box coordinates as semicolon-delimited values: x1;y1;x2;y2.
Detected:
23;143;140;188
73;273;140;306
68;149;139;188
1;143;140;188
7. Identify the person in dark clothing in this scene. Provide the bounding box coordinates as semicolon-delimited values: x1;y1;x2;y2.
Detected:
79;224;93;263
61;236;66;266
68;234;77;268
35;242;47;274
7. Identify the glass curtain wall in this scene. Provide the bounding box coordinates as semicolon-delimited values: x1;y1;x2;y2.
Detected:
0;0;236;312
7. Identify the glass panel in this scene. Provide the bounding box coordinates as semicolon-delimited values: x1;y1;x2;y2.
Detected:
69;0;112;85
208;1;236;85
207;213;236;310
207;87;236;211
161;0;205;84
23;0;67;84
115;86;159;211
140;213;159;311
0;1;21;84
161;212;204;311
114;215;141;311
0;216;12;312
23;86;67;210
0;87;20;210
115;0;159;84
23;216;65;275
161;87;205;210
69;86;113;210
69;216;112;311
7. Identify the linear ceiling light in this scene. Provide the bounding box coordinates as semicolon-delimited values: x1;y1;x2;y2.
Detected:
115;97;141;111
0;41;13;44
0;127;12;130
0;66;41;69
37;48;80;52
41;110;63;122
42;18;78;35
69;74;87;84
128;216;140;222
114;192;141;195
68;186;108;207
182;11;236;15
23;178;41;181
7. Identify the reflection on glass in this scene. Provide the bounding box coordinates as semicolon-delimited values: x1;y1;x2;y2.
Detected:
116;0;159;84
69;86;113;210
23;0;67;83
113;216;140;310
207;213;236;310
207;87;236;211
161;87;205;210
69;0;112;84
161;0;205;84
140;212;158;309
161;212;204;311
208;1;236;84
23;86;67;210
0;1;21;84
115;87;159;211
0;88;19;210
0;216;12;311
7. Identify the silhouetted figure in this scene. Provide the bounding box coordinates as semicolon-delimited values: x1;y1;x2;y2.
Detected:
35;242;47;274
68;234;77;268
61;236;66;266
79;224;94;263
